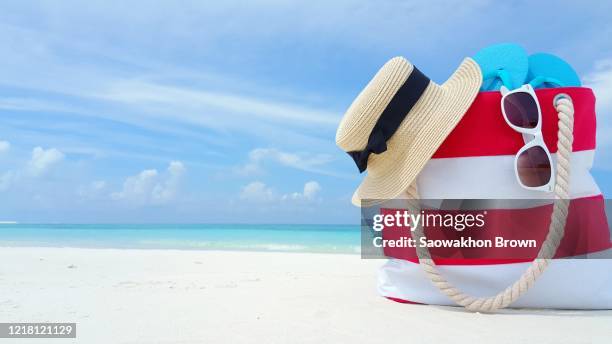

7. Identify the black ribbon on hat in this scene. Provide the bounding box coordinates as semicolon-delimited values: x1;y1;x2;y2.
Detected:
348;66;430;173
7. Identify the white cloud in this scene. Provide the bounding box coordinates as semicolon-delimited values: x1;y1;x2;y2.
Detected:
0;21;339;158
27;146;64;176
283;181;321;201
0;1;502;171
241;180;321;203
112;169;158;202
152;161;186;202
0;141;10;153
303;181;321;200
2;145;63;192
0;1;492;69
236;148;336;176
111;161;186;205
99;80;339;128
239;181;276;202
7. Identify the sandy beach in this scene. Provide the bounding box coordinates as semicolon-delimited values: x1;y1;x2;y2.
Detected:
0;247;610;343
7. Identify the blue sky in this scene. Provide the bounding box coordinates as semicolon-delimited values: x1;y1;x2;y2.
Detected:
0;1;611;223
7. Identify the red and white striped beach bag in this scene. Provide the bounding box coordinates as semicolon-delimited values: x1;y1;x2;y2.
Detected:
378;87;612;310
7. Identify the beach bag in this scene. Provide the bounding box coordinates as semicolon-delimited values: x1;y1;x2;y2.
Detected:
377;87;612;310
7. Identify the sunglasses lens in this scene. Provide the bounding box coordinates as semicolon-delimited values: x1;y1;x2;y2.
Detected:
503;92;539;129
517;146;552;187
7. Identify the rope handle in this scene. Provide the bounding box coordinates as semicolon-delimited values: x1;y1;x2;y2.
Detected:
406;95;575;312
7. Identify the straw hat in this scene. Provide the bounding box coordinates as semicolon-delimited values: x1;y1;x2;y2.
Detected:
336;57;482;206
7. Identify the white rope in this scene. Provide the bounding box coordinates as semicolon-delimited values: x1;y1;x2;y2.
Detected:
407;95;575;312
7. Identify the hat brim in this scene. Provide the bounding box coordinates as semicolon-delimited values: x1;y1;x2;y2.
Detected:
352;58;482;207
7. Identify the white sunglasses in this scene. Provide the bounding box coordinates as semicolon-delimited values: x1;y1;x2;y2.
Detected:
500;84;554;192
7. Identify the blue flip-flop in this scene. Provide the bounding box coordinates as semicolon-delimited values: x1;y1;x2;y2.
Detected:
527;53;581;89
473;43;529;91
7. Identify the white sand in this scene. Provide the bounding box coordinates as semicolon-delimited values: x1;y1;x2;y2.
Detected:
0;247;610;343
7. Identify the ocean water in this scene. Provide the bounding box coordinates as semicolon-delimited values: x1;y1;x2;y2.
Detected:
0;224;361;254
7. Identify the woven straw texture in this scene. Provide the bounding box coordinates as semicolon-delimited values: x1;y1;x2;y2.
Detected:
336;57;482;206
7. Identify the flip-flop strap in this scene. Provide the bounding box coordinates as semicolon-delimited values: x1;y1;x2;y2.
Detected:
529;75;565;88
483;68;515;89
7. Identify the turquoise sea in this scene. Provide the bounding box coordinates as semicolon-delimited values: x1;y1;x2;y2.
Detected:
0;224;361;254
